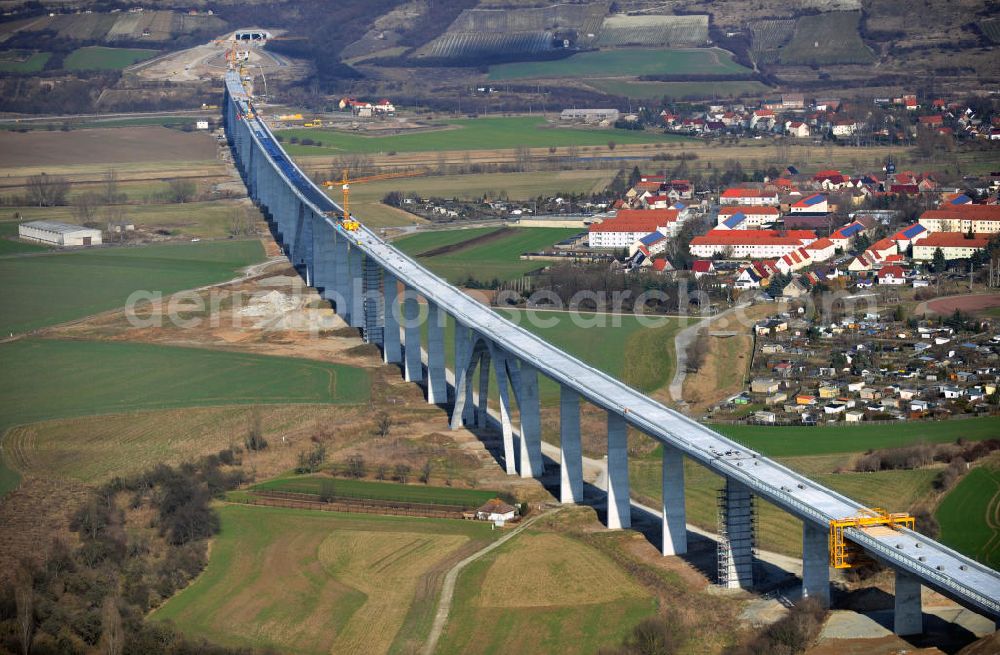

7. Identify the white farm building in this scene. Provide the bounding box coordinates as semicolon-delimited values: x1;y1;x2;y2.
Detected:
18;221;102;246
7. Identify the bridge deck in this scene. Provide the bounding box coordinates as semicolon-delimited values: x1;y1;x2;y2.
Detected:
225;71;1000;619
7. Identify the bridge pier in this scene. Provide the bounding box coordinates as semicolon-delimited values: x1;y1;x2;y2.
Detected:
402;290;422;383
362;257;383;345
559;386;583;504
516;361;543;479
450;323;472;428
606;412;631;529
801;523;830;606
348;248;364;329
491;349;518;475
426;302;447;404
719;478;754;589
332;232;351;322
382;271;401;364
661;445;687;556
313;221;336;302
477;348;490;430
894;570;923;635
297;205;314;286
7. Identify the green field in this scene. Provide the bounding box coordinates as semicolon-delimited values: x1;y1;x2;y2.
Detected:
0;50;51;73
586;79;770;101
936;465;1000;569
396;226;579;283
154;504;495;655
252;475;500;508
63;45;158;70
779;12;876;66
0;339;369;495
279;116;688;156
0;221;49;254
0;239;264;334
391;227;500;255
489;47;750;81
712;417;1000;457
436;528;655;654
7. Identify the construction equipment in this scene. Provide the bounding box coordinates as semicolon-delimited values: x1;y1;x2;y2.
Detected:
829;508;914;569
323;168;428;230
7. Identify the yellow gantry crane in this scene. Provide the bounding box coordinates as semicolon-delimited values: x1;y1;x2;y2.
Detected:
829;508;914;569
322;168;428;231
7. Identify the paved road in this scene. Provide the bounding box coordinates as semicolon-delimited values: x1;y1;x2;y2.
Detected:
668;302;750;404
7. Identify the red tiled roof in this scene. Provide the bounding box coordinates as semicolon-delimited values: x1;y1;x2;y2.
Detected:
806;237;834;250
878;265;906;278
691;229;816;246
721;188;777;199
718;205;780;216
917;232;992;248
921;205;1000;220
692;260;714;273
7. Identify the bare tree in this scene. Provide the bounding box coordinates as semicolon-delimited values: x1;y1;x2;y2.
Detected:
419;460;432;484
229;205;256;236
167;179;196;204
103;169;122;205
514;145;531;172
346;454;366;479
394;463;411;483
14;564;33;655
26;173;70;207
73;192;101;225
375;413;393;437
99;593;123;655
375;464;388;481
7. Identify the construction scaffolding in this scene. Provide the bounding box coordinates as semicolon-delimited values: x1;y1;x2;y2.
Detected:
362;258;384;345
717;481;757;589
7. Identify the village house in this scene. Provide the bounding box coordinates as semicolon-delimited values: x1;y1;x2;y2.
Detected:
475;498;518;526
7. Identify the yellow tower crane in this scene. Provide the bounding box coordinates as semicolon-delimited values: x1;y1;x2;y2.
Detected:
322;168;428;231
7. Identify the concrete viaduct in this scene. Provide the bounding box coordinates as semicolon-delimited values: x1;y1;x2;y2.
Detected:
224;70;1000;635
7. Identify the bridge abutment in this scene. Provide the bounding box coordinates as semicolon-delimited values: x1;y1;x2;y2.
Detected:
606;412;631;529
661;445;687;556
559;385;583;504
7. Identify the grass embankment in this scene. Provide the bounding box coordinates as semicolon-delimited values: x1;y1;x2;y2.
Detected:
279;116;688;156
488;47;750;80
586;79;769;100
252;475;500;508
153;504;495;655
63;45;158;70
936;464;1000;569
0;239;264;334
0;339;370;493
436;528;656;654
396;226;579;283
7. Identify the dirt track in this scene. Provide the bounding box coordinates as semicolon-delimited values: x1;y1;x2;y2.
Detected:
416;227;506;257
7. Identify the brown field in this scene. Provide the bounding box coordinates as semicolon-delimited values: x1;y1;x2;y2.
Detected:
0;126;218;168
317;529;470;654
476;531;646;607
925;293;1000;316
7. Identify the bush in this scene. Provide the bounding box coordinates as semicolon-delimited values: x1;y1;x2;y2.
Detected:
295;443;327;474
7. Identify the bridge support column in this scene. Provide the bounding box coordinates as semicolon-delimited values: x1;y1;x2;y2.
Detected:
477;349;490;430
559;385;583;504
382;272;401;364
661;445;687;556
362;257;383;346
719;478;754;589
492;350;518;475
894;570;922;636
426;302;447;404
517;362;543;479
402;290;423;383
333;233;351;322
450;323;472;428
606;412;631;530
349;248;364;329
801;523;830;607
313;222;336;300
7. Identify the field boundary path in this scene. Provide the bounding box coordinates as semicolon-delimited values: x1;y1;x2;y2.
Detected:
421;509;553;655
669;301;751;405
